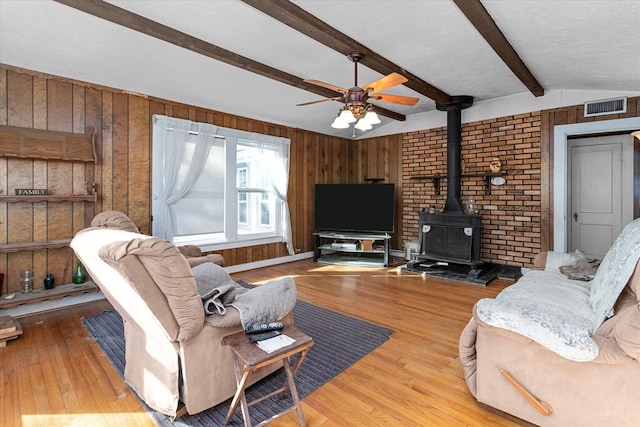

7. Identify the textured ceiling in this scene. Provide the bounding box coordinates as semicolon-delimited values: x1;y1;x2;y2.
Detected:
1;0;639;138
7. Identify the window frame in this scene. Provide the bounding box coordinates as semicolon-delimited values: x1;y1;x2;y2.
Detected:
152;115;291;252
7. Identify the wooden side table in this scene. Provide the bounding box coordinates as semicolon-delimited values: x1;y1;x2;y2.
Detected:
222;326;314;427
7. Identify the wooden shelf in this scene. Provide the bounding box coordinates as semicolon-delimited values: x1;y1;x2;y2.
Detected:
0;239;72;253
0;125;98;255
0;282;98;309
0;125;99;307
410;170;507;195
363;177;385;183
0;194;96;203
317;244;386;254
0;125;96;163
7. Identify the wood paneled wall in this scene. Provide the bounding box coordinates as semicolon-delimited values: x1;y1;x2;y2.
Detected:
0;66;403;293
2;64;635;292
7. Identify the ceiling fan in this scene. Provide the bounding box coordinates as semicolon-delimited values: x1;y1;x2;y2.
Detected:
298;52;419;130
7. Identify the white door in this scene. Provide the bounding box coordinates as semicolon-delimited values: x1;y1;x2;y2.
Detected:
569;135;633;259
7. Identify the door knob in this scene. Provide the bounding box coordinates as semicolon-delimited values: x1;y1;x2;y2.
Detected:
573;212;578;222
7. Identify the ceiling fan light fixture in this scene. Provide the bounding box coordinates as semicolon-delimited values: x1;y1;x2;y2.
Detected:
363;110;381;125
331;114;350;129
354;118;373;131
339;108;357;123
331;106;379;131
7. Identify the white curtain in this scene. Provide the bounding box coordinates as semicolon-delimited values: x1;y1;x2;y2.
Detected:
152;115;217;241
253;134;294;256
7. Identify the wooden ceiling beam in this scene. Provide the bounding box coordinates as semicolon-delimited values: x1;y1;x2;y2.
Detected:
52;0;407;121
241;0;452;104
452;0;544;97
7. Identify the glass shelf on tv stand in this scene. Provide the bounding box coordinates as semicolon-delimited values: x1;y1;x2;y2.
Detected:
313;232;391;267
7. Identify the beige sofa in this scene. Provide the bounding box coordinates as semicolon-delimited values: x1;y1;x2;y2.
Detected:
71;211;296;418
459;221;640;426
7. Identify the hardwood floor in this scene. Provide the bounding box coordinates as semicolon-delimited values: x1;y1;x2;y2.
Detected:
0;259;531;426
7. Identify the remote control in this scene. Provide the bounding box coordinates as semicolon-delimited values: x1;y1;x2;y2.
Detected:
244;321;284;334
248;330;281;343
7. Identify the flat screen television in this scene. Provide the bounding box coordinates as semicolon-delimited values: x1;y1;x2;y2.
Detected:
314;183;395;233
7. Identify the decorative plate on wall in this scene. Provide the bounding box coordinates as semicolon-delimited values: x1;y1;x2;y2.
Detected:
491;176;506;186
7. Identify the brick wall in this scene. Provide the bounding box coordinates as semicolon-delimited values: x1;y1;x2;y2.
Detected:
402;111;542;267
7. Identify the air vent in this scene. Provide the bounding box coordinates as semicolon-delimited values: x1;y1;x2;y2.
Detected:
584;97;627;117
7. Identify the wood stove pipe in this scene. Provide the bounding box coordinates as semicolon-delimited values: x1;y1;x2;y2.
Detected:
436;95;474;213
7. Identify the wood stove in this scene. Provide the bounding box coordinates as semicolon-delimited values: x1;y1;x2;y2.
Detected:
414;95;484;269
418;212;482;266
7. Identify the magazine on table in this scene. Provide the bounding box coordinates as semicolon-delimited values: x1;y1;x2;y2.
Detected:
256;334;295;353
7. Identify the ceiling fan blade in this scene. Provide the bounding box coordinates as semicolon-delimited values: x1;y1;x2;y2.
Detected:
363;72;408;93
304;79;349;94
370;93;419;106
296;97;342;106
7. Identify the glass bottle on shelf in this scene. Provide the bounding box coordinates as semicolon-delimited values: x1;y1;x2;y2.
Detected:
20;270;33;293
72;261;86;284
44;273;55;290
466;198;476;215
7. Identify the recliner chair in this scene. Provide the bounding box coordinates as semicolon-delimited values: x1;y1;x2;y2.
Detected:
72;211;296;417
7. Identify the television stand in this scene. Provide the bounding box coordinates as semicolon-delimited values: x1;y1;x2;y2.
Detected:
313;232;391;267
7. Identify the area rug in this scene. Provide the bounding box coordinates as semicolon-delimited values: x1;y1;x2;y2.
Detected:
83;297;394;426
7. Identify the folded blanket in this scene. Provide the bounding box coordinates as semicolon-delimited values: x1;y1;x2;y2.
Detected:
202;283;238;315
191;262;297;326
230;277;297;328
192;262;245;315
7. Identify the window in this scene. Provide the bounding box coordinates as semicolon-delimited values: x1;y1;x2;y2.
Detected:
237;167;248;188
260;193;271;226
238;192;248;225
235;140;280;237
152;115;293;254
238;167;248;225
